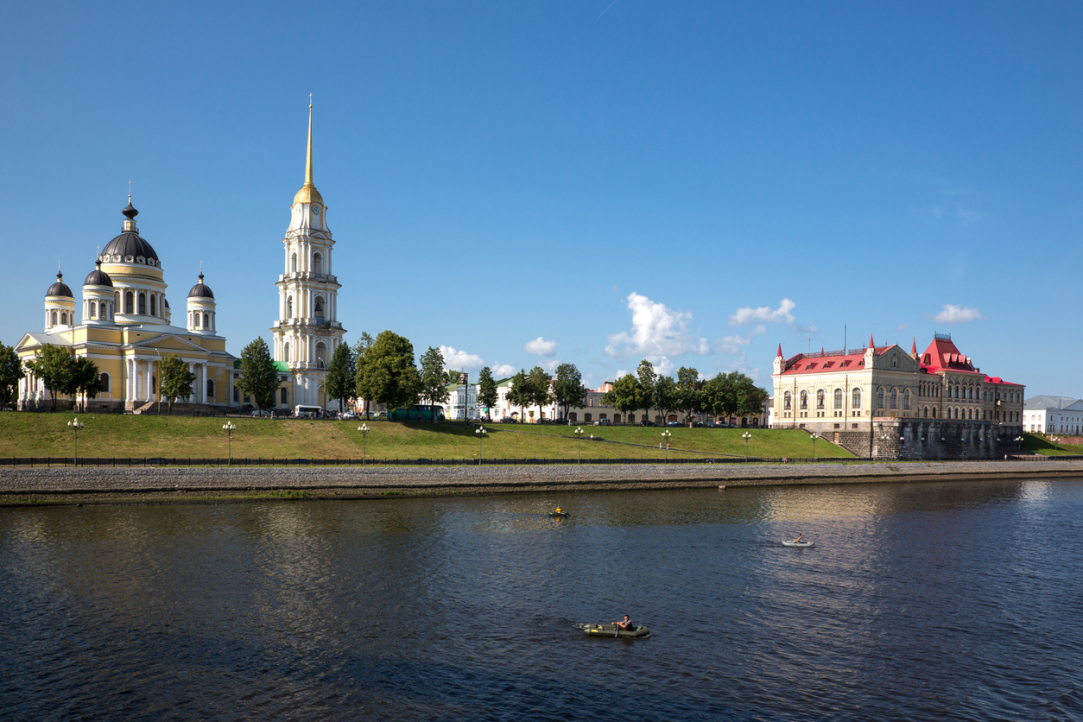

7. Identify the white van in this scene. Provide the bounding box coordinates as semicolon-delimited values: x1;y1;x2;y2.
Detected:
294;405;322;418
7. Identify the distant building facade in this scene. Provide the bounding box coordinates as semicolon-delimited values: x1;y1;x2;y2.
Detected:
771;333;1024;459
1024;396;1083;435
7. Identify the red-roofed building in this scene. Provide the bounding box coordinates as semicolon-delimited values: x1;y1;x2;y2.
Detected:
771;333;1024;458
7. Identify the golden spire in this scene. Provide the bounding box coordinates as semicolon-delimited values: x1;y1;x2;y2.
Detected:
293;95;323;205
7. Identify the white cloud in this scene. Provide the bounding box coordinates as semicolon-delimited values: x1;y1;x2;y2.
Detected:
524;336;558;356
648;355;675;377
729;298;796;327
605;293;710;359
717;325;767;355
439;345;484;372
616;369;629;379
492;363;516;378
929;305;985;325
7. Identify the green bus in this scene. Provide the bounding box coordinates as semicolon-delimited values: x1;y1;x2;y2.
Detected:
389;404;445;422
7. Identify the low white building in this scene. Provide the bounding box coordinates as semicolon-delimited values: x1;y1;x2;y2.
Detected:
1024;395;1083;435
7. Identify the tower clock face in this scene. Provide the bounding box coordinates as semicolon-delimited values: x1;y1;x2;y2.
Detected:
312;206;321;215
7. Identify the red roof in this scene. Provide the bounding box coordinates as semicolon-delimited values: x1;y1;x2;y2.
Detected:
780;347;888;376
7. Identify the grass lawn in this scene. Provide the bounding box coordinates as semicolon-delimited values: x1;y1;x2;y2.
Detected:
1021;433;1083;457
0;413;854;463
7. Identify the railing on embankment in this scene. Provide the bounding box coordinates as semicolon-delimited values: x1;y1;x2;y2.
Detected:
5;455;1082;468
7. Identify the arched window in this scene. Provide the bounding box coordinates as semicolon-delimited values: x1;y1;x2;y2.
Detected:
799;390;808;410
877;387;885;408
834;388;843;409
923;406;928;418
284;342;290;362
138;293;146;315
60;312;67;325
125;291;134;314
852;388;862;409
150;294;156;316
206;379;215;401
280;388;288;405
816;389;825;409
313;252;323;275
316;342;327;369
903;389;911;410
50;311;57;326
890;388;897;409
100;373;110;392
286;296;293;319
315;297;324;318
932;407;937;418
203;312;210;330
291;253;297;273
193;313;201;329
783;391;792;410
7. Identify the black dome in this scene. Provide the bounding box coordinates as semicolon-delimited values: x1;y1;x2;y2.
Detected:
102;231;159;264
188;272;214;299
100;202;159;265
47;272;73;298
83;261;113;288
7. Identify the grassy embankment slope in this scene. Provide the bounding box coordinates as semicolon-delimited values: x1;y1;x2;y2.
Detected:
0;413;853;462
1021;433;1083;457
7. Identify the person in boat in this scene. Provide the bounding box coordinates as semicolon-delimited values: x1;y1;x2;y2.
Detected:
613;614;634;631
555;507;563;514
794;533;803;543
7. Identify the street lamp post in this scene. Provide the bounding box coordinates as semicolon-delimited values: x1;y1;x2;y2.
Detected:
67;417;83;467
662;429;672;463
742;431;751;462
810;432;818;461
222;421;236;465
358;423;369;465
476;425;487;465
574;427;584;463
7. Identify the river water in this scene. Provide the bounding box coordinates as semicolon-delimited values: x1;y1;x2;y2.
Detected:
2;479;1082;721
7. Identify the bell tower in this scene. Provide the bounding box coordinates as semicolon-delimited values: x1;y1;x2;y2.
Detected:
271;99;346;410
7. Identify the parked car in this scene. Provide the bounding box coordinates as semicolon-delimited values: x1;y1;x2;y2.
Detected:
499;417;517;424
593;418;612;426
639;419;656;427
341;411;357;420
666;421;680;426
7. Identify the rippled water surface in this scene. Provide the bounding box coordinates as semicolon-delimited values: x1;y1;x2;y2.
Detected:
3;479;1083;721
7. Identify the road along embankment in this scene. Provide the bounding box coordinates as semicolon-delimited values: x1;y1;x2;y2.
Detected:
1;459;1082;505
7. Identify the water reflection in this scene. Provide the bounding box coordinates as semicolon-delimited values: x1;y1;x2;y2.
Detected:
2;479;1082;720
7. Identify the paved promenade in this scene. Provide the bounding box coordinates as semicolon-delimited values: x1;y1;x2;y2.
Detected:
1;459;1081;503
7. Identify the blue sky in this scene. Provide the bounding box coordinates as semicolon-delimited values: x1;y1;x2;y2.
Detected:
2;1;1081;396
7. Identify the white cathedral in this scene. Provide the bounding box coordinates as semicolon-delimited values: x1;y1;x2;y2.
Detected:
270;101;347;410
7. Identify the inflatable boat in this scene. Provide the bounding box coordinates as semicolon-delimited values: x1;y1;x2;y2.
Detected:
548;511;569;517
782;540;814;548
579;623;650;638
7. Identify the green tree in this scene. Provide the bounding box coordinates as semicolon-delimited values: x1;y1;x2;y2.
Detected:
325;343;356;412
356;330;421;416
69;357;102;412
636;359;657;423
733;372;769;420
477;366;498;417
506;369;531;421
551;362;587;421
159;353;197;414
676;366;703;425
701;372;735;422
419;346;450;413
527;366;553;421
0;343;26;410
654;376;677;423
237;338;279;413
26;344;73;411
352;332;375;417
602;374;643;421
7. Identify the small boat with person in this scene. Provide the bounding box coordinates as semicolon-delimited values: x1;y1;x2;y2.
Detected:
578;623;650;638
782;534;813;548
548;507;569;517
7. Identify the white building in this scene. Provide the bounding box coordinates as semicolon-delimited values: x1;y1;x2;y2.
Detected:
271;102;347;409
1024;396;1083;435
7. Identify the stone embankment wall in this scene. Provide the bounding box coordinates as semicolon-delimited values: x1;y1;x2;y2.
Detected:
2;460;1081;500
835;420;1021;460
